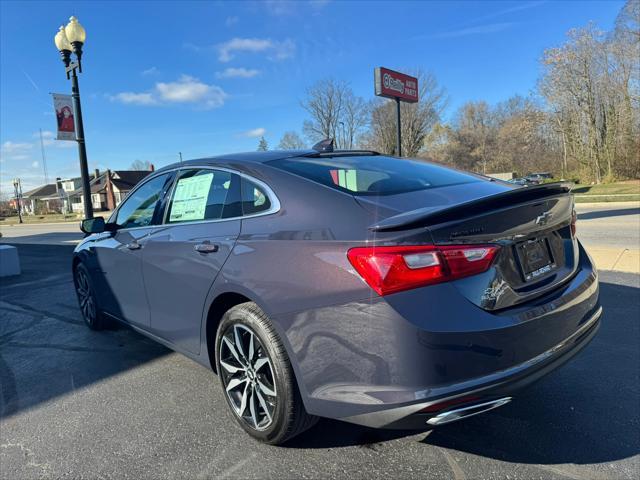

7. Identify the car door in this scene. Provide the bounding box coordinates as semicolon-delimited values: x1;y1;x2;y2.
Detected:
140;168;243;354
93;172;175;328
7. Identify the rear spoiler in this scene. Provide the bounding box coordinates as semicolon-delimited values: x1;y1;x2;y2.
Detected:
369;182;573;232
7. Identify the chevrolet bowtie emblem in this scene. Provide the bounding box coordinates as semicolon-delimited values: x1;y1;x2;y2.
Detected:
535;211;553;226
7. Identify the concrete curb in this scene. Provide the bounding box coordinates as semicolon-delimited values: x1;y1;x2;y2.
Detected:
588;248;640;274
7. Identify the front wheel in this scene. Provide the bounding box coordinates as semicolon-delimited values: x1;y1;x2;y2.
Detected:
215;302;317;444
73;263;108;330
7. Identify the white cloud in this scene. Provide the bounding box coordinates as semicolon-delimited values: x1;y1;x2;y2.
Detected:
31;161;39;168
217;37;295;62
156;75;227;108
110;75;227;109
216;67;260;79
32;130;76;148
225;16;239;27
263;0;330;16
112;92;158;106
6;154;29;161
240;128;266;138
141;66;159;76
1;141;32;154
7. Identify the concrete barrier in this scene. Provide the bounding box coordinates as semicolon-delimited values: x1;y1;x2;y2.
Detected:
0;245;21;277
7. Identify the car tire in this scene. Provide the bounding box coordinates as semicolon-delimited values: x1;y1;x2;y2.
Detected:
73;262;109;330
215;302;318;445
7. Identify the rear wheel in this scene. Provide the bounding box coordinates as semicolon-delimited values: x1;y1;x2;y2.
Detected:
74;263;108;330
215;302;317;444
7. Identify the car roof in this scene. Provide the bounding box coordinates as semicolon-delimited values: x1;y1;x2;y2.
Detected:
153;149;383;173
150;150;312;174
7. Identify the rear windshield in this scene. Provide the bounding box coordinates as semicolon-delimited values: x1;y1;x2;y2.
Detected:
267;155;480;196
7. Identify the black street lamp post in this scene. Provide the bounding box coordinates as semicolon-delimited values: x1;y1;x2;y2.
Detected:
12;178;23;224
54;17;93;219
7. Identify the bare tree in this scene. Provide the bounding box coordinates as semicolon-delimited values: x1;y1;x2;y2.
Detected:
130;159;152;171
277;131;307;150
257;136;269;151
539;6;640;183
301;78;369;149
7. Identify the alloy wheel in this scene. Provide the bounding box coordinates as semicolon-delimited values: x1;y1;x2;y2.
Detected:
219;324;277;431
75;268;96;324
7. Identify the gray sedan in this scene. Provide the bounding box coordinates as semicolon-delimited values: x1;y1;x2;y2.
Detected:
73;147;600;444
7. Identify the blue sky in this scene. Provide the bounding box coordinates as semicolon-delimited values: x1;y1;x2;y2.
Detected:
0;0;624;193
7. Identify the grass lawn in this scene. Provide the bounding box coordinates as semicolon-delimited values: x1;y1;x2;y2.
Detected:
0;213;82;225
574;194;640;203
572;180;640;195
0;210;115;226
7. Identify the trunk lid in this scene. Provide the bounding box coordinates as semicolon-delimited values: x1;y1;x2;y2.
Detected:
359;182;578;310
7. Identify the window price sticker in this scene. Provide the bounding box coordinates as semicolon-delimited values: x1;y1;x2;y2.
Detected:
169;173;213;222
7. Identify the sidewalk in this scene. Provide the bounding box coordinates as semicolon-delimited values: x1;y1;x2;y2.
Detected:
588;247;640;274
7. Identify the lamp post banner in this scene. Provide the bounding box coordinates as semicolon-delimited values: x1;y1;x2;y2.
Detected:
52;93;76;141
374;67;419;103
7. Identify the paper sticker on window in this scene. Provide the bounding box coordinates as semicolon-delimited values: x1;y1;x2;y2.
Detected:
169;173;213;222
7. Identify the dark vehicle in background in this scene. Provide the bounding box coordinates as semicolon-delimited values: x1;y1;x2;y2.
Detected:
507;177;531;186
73;147;600;444
525;172;554;185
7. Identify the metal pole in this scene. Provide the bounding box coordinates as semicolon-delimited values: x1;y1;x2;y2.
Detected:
70;67;93;219
14;181;23;224
39;128;49;185
395;97;402;157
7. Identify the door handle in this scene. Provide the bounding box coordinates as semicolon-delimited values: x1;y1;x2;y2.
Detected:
125;241;142;250
195;242;219;253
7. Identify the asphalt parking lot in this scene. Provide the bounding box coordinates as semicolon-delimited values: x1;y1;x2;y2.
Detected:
1;208;639;479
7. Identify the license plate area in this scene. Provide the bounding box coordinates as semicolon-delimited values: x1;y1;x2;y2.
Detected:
516;237;556;281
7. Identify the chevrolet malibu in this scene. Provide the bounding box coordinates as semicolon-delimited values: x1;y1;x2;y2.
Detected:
73;145;601;444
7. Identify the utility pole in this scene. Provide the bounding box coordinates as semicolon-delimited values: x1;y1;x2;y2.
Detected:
39;128;50;185
179;152;183;163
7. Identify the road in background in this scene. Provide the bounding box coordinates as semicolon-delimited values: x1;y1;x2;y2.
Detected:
0;222;82;245
576;202;639;273
2;202;638;272
576;202;639;249
0;244;638;479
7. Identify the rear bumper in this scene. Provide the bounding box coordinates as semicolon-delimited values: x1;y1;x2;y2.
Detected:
343;305;601;429
280;242;600;427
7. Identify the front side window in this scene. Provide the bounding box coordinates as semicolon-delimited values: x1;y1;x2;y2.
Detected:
115;173;172;229
166;169;240;223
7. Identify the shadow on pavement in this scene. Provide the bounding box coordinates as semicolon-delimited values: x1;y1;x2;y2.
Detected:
577;206;639;221
0;243;169;419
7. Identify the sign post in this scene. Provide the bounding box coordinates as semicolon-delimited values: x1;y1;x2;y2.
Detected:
374;67;419;157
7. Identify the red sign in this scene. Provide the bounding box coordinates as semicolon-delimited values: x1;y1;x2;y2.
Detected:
374;67;419;103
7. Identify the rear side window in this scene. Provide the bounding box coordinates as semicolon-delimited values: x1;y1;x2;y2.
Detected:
166;169;240;223
240;177;272;215
267;156;480;196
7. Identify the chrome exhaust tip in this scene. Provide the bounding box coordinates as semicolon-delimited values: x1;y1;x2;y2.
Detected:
426;397;512;426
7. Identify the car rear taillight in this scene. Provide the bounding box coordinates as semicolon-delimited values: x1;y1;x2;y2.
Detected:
347;244;499;296
571;208;577;237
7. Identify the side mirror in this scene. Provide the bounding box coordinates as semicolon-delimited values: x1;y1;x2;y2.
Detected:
80;216;106;234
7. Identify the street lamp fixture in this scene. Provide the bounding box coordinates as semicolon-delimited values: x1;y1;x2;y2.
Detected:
54;16;93;219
